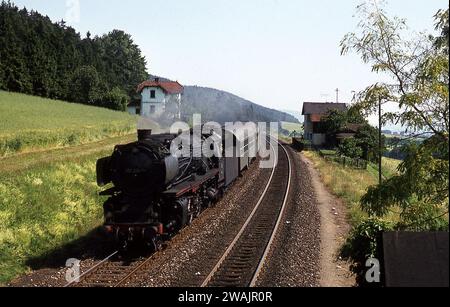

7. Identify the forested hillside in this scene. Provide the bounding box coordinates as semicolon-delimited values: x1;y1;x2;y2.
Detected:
0;1;148;111
182;86;299;124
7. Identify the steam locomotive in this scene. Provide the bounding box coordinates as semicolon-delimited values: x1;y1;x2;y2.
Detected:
96;127;259;249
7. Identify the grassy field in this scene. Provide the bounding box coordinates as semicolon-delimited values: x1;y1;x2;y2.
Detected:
0;92;161;284
0;149;108;284
368;157;401;180
0;91;138;157
0;134;147;285
303;151;401;226
281;121;303;135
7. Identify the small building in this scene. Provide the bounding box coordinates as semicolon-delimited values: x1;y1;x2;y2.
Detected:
302;102;347;147
134;77;184;118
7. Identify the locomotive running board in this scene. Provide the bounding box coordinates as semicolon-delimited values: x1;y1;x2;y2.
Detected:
163;169;219;198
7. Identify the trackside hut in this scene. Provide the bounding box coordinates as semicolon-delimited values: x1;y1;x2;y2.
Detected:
302;102;347;147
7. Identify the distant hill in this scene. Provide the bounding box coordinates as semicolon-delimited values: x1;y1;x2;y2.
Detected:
282;110;304;123
181;86;299;124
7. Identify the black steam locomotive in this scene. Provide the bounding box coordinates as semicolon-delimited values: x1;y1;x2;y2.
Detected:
96;127;258;249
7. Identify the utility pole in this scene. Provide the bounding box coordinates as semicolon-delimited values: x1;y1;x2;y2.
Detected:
378;96;382;186
335;88;339;103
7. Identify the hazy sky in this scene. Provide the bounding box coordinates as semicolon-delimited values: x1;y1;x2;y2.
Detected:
11;0;448;123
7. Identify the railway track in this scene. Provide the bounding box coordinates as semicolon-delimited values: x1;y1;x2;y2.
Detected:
64;250;158;287
201;141;292;287
65;141;291;288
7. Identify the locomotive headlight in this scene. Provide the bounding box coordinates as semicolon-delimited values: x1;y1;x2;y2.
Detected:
96;157;112;186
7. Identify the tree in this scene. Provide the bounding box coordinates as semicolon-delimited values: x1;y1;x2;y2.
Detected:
96;30;148;97
0;2;149;110
341;2;448;140
341;2;449;229
355;124;385;162
338;138;363;159
322;110;348;137
69;65;102;105
102;87;129;111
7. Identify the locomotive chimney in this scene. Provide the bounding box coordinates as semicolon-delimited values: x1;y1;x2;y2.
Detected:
138;129;153;141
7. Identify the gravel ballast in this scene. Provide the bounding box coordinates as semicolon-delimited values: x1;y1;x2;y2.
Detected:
256;147;321;287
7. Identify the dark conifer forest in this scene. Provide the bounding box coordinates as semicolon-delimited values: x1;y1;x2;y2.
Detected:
0;1;148;110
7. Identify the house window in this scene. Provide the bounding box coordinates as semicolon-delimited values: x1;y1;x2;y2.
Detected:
150;90;156;99
150;106;156;114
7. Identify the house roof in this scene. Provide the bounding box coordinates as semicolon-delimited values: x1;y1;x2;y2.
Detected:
302;102;347;115
336;133;357;139
342;123;363;133
137;80;184;94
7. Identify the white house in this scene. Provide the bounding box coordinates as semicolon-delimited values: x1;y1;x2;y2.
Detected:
131;78;184;119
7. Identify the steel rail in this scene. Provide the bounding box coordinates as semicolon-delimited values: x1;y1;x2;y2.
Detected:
201;139;291;287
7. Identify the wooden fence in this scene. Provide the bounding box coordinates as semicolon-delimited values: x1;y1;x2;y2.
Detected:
319;150;368;170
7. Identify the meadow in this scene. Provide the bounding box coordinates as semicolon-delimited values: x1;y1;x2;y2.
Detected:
0;150;109;284
0;92;161;284
0;91;138;157
281;121;303;135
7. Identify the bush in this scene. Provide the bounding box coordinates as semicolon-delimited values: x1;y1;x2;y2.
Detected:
341;218;394;286
69;66;103;105
101;87;129;111
292;138;311;152
338;138;363;159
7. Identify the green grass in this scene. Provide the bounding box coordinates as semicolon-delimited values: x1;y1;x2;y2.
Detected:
0;92;162;284
281;121;303;135
319;149;337;156
0;91;138;157
368;157;401;180
0;133;146;285
304;151;401;227
0;150;110;285
0;134;137;174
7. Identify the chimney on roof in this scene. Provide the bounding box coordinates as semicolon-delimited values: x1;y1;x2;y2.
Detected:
155;77;160;83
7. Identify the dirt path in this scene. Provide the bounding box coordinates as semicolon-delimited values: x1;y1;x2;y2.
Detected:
300;153;355;287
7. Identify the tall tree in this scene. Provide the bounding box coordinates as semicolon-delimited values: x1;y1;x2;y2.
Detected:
96;30;148;97
0;1;149;110
341;2;449;229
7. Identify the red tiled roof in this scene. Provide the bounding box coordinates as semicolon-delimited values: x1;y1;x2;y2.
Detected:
137;81;184;94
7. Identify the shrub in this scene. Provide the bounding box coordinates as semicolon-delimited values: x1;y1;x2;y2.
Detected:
338;138;363;159
341;218;394;286
101;87;129;111
292;138;312;152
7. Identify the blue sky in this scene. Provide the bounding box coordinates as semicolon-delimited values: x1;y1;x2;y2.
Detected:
11;0;448;125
